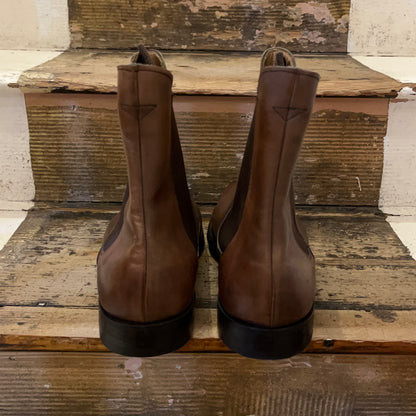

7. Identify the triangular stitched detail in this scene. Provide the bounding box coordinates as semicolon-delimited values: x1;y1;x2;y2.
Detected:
120;104;156;120
273;106;307;121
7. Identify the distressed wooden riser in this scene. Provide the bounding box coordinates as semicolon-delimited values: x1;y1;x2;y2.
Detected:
2;353;416;415
68;0;351;52
1;205;415;353
25;94;387;205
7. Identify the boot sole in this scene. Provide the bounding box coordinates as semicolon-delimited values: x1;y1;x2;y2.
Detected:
218;300;313;359
99;301;194;357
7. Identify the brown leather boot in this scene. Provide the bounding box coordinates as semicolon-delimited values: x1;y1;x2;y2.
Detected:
207;47;320;359
97;46;203;357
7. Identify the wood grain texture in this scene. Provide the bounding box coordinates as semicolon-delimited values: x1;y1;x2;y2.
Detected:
1;206;415;352
68;0;350;52
2;307;416;354
25;94;386;205
1;352;416;415
17;50;407;97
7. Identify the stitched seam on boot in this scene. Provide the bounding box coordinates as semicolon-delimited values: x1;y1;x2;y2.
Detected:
135;70;148;322
270;73;298;327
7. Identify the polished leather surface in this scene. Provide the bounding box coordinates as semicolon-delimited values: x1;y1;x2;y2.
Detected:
211;48;320;327
97;48;200;323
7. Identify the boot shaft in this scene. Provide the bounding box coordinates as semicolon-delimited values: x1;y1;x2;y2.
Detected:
218;51;319;327
97;49;199;324
117;60;173;214
220;62;319;251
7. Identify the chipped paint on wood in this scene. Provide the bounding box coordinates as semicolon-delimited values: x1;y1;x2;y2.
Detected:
68;0;351;52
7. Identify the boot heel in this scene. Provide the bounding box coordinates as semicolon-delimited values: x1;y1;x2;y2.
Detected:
99;301;194;357
217;300;313;359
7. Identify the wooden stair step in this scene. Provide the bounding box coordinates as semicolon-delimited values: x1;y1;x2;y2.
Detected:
2;352;416;415
1;204;415;354
68;0;351;52
25;94;388;205
17;51;407;97
19;51;411;206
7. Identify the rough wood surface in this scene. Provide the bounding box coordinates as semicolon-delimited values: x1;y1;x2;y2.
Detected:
17;50;406;97
25;94;387;205
1;206;415;353
68;0;350;52
1;352;416;415
2;307;416;354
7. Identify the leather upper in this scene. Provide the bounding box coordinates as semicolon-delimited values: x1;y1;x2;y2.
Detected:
211;49;320;327
97;50;200;323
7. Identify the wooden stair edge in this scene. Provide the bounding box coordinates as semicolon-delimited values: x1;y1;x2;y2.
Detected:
15;50;409;97
1;306;416;354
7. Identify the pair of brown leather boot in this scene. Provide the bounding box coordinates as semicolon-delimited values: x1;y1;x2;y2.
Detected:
97;45;320;359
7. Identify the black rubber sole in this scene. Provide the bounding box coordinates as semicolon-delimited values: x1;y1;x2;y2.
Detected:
99;301;194;357
218;300;314;360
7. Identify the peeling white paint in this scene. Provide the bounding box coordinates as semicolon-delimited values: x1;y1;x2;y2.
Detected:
387;217;416;260
355;176;362;192
0;0;70;50
304;30;326;44
0;210;28;250
352;58;416;259
348;0;416;56
190;172;210;179
0;51;61;251
0;50;60;205
215;11;228;19
124;357;142;372
124;357;144;381
352;57;416;84
351;58;416;215
379;87;416;212
294;2;335;24
335;14;349;34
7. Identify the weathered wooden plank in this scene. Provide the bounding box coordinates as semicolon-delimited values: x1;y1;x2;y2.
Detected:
1;352;416;415
17;51;406;97
25;94;387;205
1;207;414;310
1;206;416;352
68;0;351;52
1;307;416;354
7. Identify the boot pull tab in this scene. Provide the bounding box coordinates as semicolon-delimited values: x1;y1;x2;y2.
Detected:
261;47;296;69
130;44;167;69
